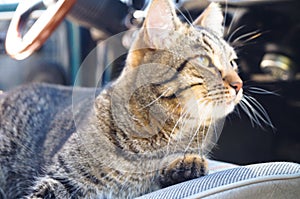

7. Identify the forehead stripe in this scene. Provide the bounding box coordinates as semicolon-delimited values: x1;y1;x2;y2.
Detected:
158;55;199;85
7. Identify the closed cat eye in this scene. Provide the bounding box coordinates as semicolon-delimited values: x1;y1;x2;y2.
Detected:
198;56;211;67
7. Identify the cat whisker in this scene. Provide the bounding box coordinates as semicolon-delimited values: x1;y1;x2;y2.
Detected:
226;3;238;37
232;29;269;49
242;32;262;44
196;126;202;156
166;104;190;154
168;101;196;153
182;6;194;27
183;121;198;154
227;25;246;43
138;88;171;111
197;117;210;156
223;0;228;37
243;95;273;127
184;101;210;154
169;102;182;131
201;102;218;156
239;96;274;130
211;103;219;141
239;99;256;127
166;103;184;154
245;86;279;96
176;105;195;150
175;6;193;27
196;125;206;156
232;30;261;45
200;103;217;155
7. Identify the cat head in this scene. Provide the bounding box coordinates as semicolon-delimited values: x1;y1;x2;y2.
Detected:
122;0;243;133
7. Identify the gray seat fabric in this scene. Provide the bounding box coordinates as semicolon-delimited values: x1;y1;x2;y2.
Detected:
137;161;300;199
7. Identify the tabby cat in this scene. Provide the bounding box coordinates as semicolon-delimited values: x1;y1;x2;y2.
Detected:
0;0;243;198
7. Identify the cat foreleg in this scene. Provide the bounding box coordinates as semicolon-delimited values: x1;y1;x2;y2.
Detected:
26;176;71;199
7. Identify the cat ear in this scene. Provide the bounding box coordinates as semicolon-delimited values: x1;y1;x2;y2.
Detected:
142;0;180;48
193;3;224;37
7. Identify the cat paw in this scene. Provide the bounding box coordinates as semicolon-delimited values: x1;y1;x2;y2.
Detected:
26;177;69;199
158;154;208;188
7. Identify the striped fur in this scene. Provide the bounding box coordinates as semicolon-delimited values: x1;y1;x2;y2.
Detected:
0;0;243;198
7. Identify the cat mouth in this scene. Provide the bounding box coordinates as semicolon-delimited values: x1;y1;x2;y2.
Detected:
234;88;243;104
221;89;243;116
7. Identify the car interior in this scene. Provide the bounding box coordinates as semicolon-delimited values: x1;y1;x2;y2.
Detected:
0;0;299;198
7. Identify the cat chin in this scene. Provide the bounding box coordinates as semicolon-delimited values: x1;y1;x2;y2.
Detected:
211;103;235;119
222;95;243;117
222;89;243;117
190;102;234;121
224;104;236;116
223;90;244;117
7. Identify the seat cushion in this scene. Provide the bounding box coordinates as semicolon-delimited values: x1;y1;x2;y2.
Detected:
137;161;300;199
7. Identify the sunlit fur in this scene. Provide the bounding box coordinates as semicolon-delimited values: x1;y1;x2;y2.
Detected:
123;3;244;143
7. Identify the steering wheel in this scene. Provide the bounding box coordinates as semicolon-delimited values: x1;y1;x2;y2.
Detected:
5;0;76;60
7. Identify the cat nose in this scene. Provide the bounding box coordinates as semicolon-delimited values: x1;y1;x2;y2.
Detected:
230;81;243;94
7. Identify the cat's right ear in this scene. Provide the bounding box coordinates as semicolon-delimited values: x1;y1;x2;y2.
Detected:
142;0;180;48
